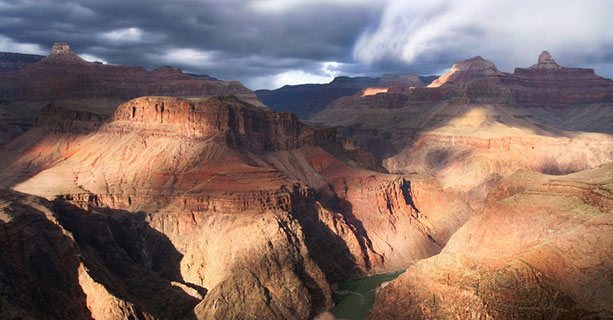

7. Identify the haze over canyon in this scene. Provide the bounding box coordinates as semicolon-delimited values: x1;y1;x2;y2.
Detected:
0;1;612;319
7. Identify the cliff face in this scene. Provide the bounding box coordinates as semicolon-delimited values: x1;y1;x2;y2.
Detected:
109;96;334;152
0;95;473;319
369;164;613;319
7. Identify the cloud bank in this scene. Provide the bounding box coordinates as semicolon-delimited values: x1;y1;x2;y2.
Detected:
354;0;613;74
0;0;611;89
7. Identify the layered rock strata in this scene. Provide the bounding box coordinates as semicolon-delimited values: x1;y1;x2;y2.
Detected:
0;43;263;144
310;52;613;205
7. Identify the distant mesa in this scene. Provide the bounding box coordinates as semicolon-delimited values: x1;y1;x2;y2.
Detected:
42;42;87;64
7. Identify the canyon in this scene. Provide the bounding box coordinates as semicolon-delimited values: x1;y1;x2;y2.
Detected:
0;44;611;320
0;94;471;319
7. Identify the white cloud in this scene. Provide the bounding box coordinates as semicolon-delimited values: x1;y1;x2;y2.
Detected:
246;61;345;89
248;0;383;13
0;35;45;54
353;0;613;72
248;69;331;90
80;53;107;64
156;48;215;67
100;27;145;43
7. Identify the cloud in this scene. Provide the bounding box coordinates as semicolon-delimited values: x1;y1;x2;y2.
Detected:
155;48;215;67
353;0;613;73
99;28;145;43
0;35;44;54
0;0;611;89
79;53;107;63
247;61;344;89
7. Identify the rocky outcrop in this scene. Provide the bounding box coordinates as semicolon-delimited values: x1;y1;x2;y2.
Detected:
369;164;613;319
529;51;561;69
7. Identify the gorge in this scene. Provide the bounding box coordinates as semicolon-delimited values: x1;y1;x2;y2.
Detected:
0;40;611;320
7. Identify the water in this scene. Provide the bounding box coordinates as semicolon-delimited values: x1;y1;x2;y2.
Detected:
329;269;405;320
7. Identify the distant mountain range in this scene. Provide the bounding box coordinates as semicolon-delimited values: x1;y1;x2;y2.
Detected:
256;74;438;118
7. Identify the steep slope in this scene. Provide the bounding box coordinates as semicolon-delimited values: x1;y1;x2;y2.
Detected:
369;163;613;319
0;43;263;144
255;75;435;119
0;95;473;319
310;52;613;205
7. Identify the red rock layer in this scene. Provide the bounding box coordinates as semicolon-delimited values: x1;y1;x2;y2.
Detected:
0;43;259;105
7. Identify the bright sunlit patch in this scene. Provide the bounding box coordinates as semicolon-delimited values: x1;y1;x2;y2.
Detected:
362;87;389;96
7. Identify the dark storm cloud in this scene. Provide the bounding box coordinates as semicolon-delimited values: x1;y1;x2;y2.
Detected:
0;0;385;88
1;0;612;89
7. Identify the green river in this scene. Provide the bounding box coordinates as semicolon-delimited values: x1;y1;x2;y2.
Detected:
329;269;405;320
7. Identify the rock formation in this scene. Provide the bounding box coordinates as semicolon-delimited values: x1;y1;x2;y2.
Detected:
1;46;610;319
0;43;263;145
369;164;613;319
0;95;473;319
310;52;613;205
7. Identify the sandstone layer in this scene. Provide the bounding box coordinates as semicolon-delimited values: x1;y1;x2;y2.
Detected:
369;163;613;319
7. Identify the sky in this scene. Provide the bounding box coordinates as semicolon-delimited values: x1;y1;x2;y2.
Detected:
1;0;612;90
